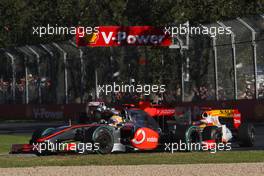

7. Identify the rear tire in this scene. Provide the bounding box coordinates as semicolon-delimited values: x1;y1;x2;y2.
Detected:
201;126;222;152
238;123;255;147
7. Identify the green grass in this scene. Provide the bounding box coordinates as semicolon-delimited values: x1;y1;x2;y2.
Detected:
0;134;264;168
0;151;263;167
0;134;30;154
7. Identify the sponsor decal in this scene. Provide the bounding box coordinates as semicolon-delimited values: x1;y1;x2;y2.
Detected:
131;127;159;150
76;26;172;47
144;107;175;117
132;129;146;145
156;109;176;116
234;114;241;128
33;108;63;120
233;110;241;128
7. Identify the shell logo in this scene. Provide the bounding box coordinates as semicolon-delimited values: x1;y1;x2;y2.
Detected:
85;33;99;44
131;127;159;150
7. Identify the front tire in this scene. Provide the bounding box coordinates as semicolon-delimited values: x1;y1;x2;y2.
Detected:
202;126;222;143
92;127;114;154
175;125;202;151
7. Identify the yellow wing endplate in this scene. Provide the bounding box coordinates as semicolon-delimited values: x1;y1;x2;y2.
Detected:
206;109;237;118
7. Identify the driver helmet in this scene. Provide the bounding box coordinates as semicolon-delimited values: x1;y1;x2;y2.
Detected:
201;112;209;119
109;115;123;126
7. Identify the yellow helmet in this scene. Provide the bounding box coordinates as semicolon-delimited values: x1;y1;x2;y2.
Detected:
110;115;123;125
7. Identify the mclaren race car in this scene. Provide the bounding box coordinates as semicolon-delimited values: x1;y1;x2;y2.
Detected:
10;103;255;155
11;106;199;155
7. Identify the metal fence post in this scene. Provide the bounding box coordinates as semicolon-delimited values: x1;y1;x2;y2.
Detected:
25;57;29;104
181;62;185;101
212;37;219;100
95;68;99;100
17;48;30;104
217;21;237;100
237;18;258;99
169;22;189;102
80;48;85;103
40;44;54;57
180;49;185;102
69;40;85;103
5;52;16;103
199;24;219;100
27;46;42;104
53;43;68;104
40;44;55;104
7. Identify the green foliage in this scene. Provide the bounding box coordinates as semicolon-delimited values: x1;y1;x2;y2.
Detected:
0;0;263;100
0;0;263;47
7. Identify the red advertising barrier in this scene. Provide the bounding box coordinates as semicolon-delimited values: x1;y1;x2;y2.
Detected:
0;99;263;121
172;99;264;122
0;104;85;121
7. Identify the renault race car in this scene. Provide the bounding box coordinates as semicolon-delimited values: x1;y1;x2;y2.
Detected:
143;105;255;148
10;103;255;155
192;109;255;147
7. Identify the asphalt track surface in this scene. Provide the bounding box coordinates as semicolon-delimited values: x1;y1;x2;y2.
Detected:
0;121;264;151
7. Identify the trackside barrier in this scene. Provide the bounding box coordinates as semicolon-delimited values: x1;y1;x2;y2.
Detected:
0;99;263;122
172;99;264;122
0;104;85;121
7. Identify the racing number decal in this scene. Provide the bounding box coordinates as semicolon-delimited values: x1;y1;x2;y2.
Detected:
131;127;159;150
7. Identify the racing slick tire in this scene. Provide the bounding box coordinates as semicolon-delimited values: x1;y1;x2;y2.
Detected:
202;126;222;143
238;123;255;147
92;126;114;154
84;126;114;154
174;125;202;151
